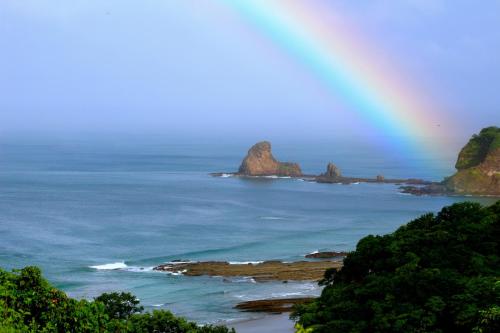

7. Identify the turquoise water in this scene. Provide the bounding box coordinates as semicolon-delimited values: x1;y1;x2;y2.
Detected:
0;138;497;324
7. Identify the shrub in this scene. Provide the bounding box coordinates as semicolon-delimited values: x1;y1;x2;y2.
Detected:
0;267;234;333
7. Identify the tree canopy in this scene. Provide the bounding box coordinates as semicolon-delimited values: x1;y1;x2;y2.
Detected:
293;201;500;333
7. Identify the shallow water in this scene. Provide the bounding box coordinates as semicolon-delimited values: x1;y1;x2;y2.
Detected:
0;137;496;323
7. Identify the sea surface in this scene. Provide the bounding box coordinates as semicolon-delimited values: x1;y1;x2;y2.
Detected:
0;137;497;324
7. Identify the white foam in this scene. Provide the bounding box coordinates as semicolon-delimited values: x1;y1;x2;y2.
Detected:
90;262;127;270
228;261;263;265
308;250;319;255
164;269;187;276
262;175;292;179
230;277;257;283
220;173;233;178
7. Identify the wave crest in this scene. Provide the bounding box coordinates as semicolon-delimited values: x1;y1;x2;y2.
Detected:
90;262;127;270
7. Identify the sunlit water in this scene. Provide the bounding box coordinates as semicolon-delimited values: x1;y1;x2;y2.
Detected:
0;137;497;324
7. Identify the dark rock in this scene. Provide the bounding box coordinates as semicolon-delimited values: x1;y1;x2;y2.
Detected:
235;297;315;313
323;162;341;178
399;184;451;196
305;251;348;259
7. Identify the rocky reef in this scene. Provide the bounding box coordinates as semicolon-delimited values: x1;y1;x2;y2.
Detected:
237;141;302;177
153;260;342;282
444;126;500;195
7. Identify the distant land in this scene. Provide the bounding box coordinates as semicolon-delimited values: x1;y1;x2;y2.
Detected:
402;126;500;196
213;126;500;197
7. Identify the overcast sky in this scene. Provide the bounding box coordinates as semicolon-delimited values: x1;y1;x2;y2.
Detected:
1;0;499;141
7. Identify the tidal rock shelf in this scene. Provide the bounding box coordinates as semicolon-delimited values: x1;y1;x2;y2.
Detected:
153;260;343;282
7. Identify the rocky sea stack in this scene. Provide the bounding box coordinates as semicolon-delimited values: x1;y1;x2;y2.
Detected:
238;141;302;177
323;162;342;179
444;126;500;195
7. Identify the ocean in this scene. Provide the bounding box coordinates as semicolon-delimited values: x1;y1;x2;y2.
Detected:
0;137;497;324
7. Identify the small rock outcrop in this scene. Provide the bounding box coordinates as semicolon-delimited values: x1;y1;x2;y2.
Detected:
238;141;302;177
323;162;342;178
235;297;315;313
305;251;348;259
444;127;500;195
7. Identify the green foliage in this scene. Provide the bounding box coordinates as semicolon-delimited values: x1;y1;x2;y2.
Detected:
473;305;500;333
0;267;235;333
455;126;500;169
293;201;500;333
95;292;143;320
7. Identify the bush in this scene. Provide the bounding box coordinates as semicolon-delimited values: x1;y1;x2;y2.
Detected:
293;201;500;333
95;292;143;320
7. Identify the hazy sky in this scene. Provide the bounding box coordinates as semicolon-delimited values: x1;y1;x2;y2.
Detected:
1;0;499;141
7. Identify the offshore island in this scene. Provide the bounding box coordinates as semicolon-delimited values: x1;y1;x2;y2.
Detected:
212;126;500;197
212;141;431;186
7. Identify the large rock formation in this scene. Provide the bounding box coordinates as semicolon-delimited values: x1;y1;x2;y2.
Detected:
323;162;341;178
238;141;302;177
444;126;500;195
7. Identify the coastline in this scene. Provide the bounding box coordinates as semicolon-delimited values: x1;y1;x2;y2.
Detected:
229;313;295;333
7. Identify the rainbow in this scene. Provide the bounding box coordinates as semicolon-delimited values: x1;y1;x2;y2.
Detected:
218;0;452;161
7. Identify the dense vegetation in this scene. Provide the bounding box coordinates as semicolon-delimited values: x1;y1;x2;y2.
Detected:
0;266;234;332
455;126;500;169
293;201;500;333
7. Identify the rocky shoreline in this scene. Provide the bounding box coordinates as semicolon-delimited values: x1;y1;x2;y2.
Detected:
152;257;341;316
153;260;342;282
